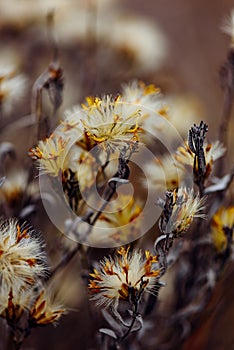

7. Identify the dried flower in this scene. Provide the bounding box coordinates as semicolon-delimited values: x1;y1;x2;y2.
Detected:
144;154;183;191
211;206;234;253
222;9;234;47
60;110;81;134
0;170;37;208
90;194;143;245
164;94;202;138
0;287;31;320
121;80;162;111
121;81;168;137
110;16;168;72
159;187;206;237
176;141;226;181
80;95;141;151
0;219;47;293
0;65;27;116
89;247;160;308
29;134;69;176
30;288;65;326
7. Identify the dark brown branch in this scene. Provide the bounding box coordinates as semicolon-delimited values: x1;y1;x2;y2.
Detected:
218;48;234;176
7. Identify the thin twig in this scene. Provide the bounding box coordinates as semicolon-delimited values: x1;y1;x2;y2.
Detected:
218;49;234;176
118;303;138;344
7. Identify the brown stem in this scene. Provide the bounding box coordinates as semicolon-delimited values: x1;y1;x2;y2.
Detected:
49;243;81;280
48;183;116;280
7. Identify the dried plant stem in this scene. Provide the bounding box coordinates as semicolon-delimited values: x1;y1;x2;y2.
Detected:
49;145;134;280
49;184;117;280
218;87;233;177
6;331;15;350
119;303;139;344
219;86;233;146
90;186;116;226
6;327;25;350
218;50;234;176
49;243;81;280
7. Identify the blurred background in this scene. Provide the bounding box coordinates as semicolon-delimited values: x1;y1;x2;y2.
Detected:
0;0;233;349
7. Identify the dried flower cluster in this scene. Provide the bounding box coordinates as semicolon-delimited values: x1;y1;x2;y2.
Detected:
0;219;66;346
0;4;233;350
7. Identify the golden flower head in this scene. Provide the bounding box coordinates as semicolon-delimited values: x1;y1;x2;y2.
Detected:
29;287;66;326
211;206;234;253
159;187;206;237
175;141;226;181
80;95;141;151
29;134;69;177
0;219;47;293
89;247;160;308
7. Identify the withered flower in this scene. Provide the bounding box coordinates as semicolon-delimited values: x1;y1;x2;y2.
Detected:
80;95;141;151
211;206;234;253
30;288;65;326
90;194;143;245
159;187;206;237
0;219;47;293
89;247;160;308
0;287;31;321
0;65;27;116
29;134;68;177
144;154;183;191
176;140;225;183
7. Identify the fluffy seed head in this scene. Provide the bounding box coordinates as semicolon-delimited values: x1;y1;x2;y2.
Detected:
0;219;47;293
89;247;160;308
80;95;141;151
121;80;161;111
29;134;69;176
30;288;66;326
159;187;206;237
0;287;32;320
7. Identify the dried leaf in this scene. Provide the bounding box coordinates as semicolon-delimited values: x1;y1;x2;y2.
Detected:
204;173;233;194
19;205;37;219
0;176;6;187
127;312;143;333
0;142;16;162
102;309;124;335
99;328;118;340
